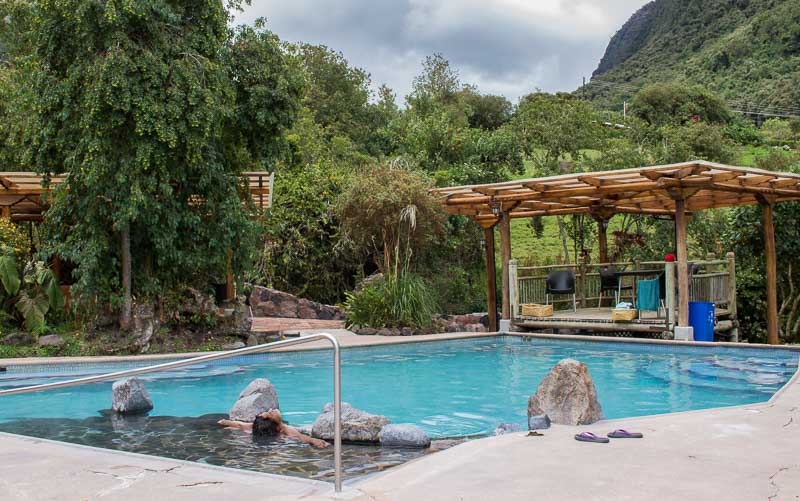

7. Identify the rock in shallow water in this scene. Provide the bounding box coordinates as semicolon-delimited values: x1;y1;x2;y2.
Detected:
111;378;154;415
379;424;431;448
229;379;279;422
311;403;390;442
527;358;603;426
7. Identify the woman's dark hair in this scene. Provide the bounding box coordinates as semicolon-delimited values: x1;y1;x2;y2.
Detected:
252;414;280;438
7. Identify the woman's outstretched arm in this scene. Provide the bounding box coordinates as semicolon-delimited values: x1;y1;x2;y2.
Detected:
218;419;253;431
282;425;330;448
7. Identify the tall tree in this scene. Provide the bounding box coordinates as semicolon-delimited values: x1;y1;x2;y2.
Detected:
26;1;300;326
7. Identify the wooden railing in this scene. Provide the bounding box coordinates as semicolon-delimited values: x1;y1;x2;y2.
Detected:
510;253;737;324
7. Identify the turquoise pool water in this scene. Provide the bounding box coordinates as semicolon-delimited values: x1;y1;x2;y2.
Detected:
1;336;797;437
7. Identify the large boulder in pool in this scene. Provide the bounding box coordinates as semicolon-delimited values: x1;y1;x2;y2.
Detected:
229;379;279;422
311;403;391;443
379;424;431;448
111;377;154;415
527;358;603;426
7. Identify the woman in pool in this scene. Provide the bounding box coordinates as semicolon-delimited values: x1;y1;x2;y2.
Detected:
218;409;330;449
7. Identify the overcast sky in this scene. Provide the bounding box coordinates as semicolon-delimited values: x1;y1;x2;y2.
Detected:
236;1;650;104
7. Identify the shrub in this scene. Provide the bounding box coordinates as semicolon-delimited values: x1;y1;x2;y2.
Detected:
344;273;438;329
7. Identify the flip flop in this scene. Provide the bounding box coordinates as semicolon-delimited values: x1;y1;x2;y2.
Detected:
574;432;609;443
608;429;643;438
527;431;544;437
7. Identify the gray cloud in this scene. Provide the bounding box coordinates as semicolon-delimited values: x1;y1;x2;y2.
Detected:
236;0;650;104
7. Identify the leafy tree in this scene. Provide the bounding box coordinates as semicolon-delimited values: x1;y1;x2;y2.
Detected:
631;83;732;127
406;53;462;116
256;108;365;304
25;1;298;327
512;92;603;172
657;122;736;164
761;117;795;145
292;44;396;157
335;163;445;275
459;88;513;130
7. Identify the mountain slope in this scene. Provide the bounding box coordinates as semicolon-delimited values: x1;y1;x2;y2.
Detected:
588;0;800;115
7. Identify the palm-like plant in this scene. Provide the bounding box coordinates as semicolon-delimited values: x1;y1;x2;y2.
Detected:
0;247;64;336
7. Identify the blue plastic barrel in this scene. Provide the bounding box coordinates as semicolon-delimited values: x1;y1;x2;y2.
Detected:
689;301;715;342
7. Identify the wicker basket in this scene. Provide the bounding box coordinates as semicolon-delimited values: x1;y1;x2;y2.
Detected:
521;303;554;317
611;309;638;322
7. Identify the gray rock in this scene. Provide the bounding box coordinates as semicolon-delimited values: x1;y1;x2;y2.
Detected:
527;359;603;426
494;422;524;435
246;334;259;347
37;334;64;347
222;341;245;350
356;327;378;336
229;393;277;422
379;424;431;448
3;332;35;346
237;378;279;402
228;379;279;421
311;403;391;442
112;378;154;415
377;328;395;336
528;414;552;430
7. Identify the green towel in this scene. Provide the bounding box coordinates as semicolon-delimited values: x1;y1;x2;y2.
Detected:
637;278;660;312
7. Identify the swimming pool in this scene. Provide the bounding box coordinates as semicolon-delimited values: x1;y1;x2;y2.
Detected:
0;336;800;476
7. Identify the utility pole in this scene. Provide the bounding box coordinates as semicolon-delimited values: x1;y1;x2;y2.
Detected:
582;77;586;100
623;101;628;121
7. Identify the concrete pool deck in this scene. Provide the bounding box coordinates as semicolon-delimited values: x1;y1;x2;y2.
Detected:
1;331;799;500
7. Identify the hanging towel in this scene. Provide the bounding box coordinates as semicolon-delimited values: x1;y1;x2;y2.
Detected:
637;278;660;312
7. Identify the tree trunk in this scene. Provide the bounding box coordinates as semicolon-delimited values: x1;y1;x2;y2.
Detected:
557;216;570;265
119;224;132;331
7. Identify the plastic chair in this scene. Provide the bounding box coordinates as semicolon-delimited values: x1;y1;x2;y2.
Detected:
598;267;634;307
546;270;577;312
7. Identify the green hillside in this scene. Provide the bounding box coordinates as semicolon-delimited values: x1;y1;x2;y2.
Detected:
588;0;800;114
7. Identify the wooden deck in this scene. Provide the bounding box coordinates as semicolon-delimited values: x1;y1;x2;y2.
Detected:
514;307;732;335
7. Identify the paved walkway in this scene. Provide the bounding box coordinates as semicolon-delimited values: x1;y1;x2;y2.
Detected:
2;332;800;500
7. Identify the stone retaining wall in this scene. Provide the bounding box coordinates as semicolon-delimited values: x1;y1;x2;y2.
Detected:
249;286;345;320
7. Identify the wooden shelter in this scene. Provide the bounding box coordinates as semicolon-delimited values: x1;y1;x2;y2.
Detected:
0;171;274;301
433;160;800;344
0;171;273;222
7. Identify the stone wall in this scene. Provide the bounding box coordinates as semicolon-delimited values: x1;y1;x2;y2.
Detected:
249;286;345;320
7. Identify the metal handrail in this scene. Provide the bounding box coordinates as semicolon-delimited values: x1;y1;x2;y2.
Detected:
0;332;344;492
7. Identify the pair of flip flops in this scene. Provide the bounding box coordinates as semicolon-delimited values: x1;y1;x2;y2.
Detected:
575;429;643;443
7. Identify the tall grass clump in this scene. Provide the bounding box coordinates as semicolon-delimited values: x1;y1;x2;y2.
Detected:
344;273;438;329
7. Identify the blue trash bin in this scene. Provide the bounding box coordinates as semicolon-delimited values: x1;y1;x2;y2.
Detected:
689;301;715;342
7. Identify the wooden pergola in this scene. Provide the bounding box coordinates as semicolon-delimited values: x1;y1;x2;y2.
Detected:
433;160;800;344
0;171;274;302
0;171;274;222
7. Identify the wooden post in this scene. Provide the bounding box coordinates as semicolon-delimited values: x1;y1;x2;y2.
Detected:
509;259;518;319
675;199;689;327
119;224;132;331
500;211;512;320
760;199;779;345
483;226;498;332
726;252;738;342
51;254;62;283
225;249;235;302
1;206;10;219
596;217;609;265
